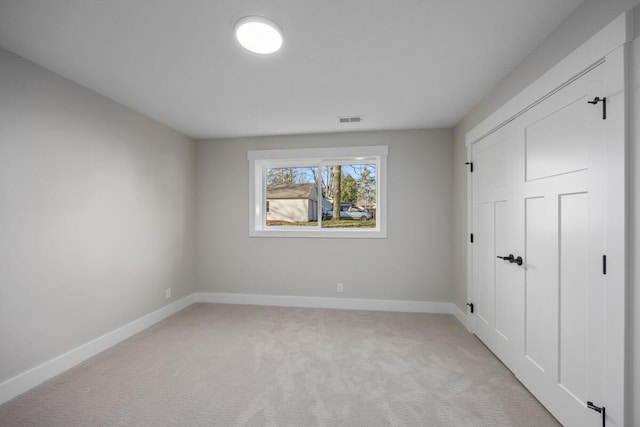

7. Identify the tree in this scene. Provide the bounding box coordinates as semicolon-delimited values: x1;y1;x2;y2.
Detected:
341;174;358;205
332;165;341;220
266;167;298;185
357;165;376;209
321;166;334;199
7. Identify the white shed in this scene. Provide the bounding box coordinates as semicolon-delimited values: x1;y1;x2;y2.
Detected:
266;183;318;223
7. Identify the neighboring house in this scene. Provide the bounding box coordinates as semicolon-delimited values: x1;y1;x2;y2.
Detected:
267;183;318;222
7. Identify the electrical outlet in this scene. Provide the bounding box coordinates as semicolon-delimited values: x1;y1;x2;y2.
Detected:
337;283;344;293
165;288;171;299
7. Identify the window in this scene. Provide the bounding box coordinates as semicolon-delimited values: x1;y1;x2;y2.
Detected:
248;146;388;238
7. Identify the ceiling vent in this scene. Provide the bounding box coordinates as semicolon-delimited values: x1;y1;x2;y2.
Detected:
338;115;363;124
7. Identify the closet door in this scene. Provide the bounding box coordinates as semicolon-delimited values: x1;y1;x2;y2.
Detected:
471;59;620;426
512;62;608;427
468;17;628;418
471;122;523;372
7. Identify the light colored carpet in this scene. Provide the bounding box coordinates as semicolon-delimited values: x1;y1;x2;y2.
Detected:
0;303;559;426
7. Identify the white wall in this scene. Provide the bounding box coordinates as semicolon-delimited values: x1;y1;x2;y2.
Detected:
452;0;640;424
0;48;196;384
196;129;453;303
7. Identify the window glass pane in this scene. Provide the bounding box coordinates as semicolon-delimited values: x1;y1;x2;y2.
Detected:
321;163;376;229
265;166;319;227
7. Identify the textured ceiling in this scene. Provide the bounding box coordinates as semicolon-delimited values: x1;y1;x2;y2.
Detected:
0;0;584;139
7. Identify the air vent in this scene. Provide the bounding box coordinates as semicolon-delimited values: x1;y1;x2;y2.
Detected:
338;115;363;124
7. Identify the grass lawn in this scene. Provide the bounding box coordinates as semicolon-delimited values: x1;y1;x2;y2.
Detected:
321;219;376;228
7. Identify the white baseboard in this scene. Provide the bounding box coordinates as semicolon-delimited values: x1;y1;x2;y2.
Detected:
0;294;195;406
451;303;473;333
195;291;454;314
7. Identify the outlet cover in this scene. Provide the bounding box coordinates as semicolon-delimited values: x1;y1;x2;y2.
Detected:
337;283;344;293
165;288;171;299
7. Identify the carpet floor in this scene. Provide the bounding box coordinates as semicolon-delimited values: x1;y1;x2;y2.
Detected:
0;303;559;426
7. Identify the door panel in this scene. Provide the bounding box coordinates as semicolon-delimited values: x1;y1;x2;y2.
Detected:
494;200;518;344
525;97;590;181
523;196;554;373
558;192;589;401
475;202;493;330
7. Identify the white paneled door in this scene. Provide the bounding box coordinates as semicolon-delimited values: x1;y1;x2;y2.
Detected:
514;62;608;427
471;59;622;426
471;122;523;374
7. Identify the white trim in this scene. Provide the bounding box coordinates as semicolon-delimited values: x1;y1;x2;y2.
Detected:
466;12;631;146
248;145;389;161
601;43;628;427
195;292;454;314
465;143;474;334
248;145;388;238
451;303;472;333
0;294;195;406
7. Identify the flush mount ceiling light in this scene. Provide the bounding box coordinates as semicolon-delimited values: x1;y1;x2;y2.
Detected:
235;16;283;54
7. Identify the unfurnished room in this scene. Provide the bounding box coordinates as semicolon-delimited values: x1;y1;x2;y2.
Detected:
1;1;640;426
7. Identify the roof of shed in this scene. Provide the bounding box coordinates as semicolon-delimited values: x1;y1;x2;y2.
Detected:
267;183;316;199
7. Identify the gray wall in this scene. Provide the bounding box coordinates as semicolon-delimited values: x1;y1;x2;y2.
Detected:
0;48;196;383
631;17;640;427
452;0;640;423
196;129;453;303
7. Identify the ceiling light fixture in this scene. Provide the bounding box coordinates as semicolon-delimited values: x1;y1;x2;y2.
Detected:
235;16;283;55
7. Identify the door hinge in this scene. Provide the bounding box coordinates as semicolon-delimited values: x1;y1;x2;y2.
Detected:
587;97;606;120
470;233;474;243
466;302;474;314
603;255;607;275
587;401;605;427
465;161;473;172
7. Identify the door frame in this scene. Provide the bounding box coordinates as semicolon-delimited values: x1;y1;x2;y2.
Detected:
465;11;631;426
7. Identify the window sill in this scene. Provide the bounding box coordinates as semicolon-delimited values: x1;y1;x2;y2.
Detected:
250;227;387;239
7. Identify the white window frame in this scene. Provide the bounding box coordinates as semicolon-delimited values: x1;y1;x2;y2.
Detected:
248;145;388;238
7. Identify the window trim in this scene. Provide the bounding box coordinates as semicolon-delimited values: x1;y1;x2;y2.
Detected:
248;145;388;238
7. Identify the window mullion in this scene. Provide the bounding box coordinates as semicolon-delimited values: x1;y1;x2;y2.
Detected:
316;165;322;228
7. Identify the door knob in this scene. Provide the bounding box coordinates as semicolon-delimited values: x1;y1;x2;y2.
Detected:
497;254;523;266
